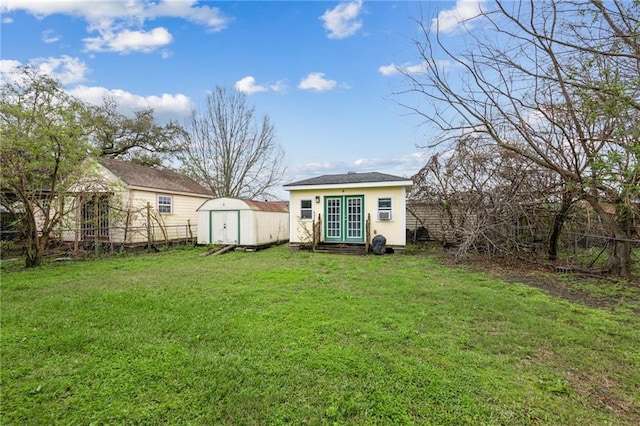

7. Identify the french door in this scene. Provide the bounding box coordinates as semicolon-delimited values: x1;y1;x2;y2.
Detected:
324;196;364;242
82;194;110;240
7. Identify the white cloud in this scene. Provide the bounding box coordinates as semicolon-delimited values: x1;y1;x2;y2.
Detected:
269;80;287;93
379;60;452;77
352;152;428;174
0;56;88;84
68;85;192;121
298;72;337;92
404;63;429;74
1;0;228;30
84;26;172;53
235;76;287;95
0;57;191;122
378;64;400;76
1;1;142;23
431;0;486;34
42;29;60;44
1;16;13;24
320;0;363;39
288;152;427;183
143;1;228;32
1;0;229;53
30;55;88;84
0;59;26;84
235;76;268;95
0;59;22;75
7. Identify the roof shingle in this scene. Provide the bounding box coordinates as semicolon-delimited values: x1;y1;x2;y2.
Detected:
283;171;411;187
98;158;213;196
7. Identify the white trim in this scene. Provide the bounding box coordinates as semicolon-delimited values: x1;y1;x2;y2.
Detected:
283;180;413;191
377;196;393;220
128;185;211;198
300;199;313;221
157;194;173;214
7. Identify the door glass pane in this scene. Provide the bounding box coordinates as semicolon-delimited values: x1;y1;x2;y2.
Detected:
326;198;341;238
82;195;109;240
347;198;361;238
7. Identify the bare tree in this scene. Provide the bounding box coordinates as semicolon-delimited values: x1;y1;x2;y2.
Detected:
401;0;639;276
411;136;565;259
180;87;287;199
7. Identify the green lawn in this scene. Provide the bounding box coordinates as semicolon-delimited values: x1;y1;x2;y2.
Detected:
1;245;639;425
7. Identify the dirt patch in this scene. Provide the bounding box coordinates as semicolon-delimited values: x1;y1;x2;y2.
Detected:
435;251;640;312
566;370;640;421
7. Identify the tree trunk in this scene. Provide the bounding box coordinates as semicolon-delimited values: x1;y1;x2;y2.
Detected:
608;202;634;276
548;194;573;261
584;195;633;277
24;230;42;268
23;213;50;268
608;239;632;277
22;211;42;268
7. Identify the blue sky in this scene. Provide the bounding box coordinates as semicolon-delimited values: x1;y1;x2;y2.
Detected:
0;0;485;188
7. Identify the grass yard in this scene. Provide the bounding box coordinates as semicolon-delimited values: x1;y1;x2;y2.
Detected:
1;245;639;425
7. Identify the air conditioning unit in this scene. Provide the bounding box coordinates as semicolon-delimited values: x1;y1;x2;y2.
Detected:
378;210;392;220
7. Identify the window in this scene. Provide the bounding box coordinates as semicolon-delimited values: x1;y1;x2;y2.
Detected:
377;197;392;220
300;199;313;220
158;195;172;214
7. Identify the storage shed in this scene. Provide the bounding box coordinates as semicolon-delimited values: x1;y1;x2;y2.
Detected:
196;197;289;248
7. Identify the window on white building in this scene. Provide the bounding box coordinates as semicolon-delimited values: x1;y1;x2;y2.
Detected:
158;195;173;214
300;199;313;220
377;197;392;220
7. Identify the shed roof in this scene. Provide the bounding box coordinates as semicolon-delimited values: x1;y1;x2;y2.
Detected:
197;197;289;213
99;158;213;196
283;172;412;188
243;199;289;213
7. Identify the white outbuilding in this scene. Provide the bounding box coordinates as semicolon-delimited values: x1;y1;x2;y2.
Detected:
196;197;289;248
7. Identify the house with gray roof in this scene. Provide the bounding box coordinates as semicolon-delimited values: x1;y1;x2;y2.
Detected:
62;158;213;246
283;172;413;253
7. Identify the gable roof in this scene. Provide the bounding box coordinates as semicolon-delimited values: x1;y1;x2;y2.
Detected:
98;158;213;196
197;197;289;213
283;172;413;190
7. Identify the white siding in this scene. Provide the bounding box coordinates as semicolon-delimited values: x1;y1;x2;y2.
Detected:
197;197;289;246
251;211;289;246
120;189;208;244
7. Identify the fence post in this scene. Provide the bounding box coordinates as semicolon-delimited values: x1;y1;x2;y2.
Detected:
94;197;99;256
313;213;321;252
146;202;152;252
365;213;371;254
74;207;80;256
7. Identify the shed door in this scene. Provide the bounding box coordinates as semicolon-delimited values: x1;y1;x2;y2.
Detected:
210;211;240;244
